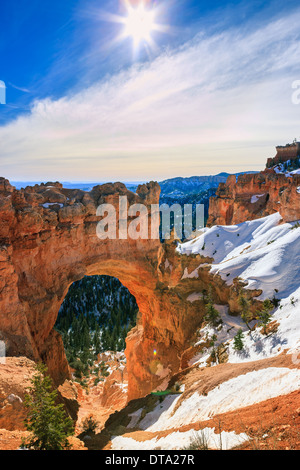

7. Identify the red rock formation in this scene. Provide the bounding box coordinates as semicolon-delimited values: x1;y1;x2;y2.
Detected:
0;357;36;431
0;179;221;401
267;142;300;168
207;167;300;227
0;176;272;403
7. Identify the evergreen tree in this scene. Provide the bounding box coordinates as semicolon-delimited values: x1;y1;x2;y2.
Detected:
233;329;244;351
22;363;74;450
257;299;273;335
93;324;101;355
204;302;221;327
100;328;109;351
204;287;222;327
238;294;252;330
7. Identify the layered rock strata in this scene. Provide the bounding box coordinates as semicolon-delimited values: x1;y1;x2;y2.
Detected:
0;178;262;401
207;169;300;227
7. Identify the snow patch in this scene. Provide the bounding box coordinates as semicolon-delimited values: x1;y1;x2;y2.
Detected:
178;213;300;300
42;202;64;208
251;194;265;203
111;427;249;450
187;292;202;303
138;368;300;433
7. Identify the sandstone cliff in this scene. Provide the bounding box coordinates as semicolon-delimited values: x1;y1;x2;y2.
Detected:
207;165;300;227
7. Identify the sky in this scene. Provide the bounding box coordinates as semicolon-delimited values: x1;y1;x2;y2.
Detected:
1;0;300;182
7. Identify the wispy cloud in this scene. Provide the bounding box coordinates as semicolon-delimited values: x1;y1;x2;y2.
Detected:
1;8;300;181
8;82;31;93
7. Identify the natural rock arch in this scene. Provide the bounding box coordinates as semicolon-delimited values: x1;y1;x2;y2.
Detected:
0;179;203;400
0;177;259;400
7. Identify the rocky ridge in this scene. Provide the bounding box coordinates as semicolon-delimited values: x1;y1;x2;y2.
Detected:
0;177;250;403
207;149;300;227
1;146;300;450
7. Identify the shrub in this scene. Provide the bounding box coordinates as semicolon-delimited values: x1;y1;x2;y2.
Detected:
184;431;209;450
204;302;222;327
81;415;98;434
238;294;252;331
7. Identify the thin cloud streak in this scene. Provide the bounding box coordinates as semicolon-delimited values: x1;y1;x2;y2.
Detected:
1;9;300;181
8;83;31;93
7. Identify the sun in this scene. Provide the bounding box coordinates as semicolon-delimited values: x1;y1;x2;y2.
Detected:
123;3;156;46
101;1;169;55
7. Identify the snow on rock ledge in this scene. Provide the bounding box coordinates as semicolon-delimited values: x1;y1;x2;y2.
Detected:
177;213;300;301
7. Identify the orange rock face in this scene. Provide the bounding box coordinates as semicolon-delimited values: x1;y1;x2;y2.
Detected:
207;168;300;227
0;179;220;401
75;352;129;434
0;357;36;431
0;172;282;403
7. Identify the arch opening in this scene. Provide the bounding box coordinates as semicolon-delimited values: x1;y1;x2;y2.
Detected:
55;275;138;381
54;274;139;430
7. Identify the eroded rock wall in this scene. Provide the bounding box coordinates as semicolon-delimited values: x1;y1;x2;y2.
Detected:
0;176;274;401
207;170;300;227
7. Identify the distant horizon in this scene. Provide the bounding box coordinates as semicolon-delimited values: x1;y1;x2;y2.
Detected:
4;158;266;184
9;168;260;187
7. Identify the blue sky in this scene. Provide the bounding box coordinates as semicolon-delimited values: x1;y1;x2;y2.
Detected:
1;0;300;181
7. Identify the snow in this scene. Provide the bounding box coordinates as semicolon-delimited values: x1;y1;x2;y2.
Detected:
42;202;64;208
191;287;300;368
251;194;265;203
137;368;300;433
111;427;249;450
187;292;202;303
125;213;300;447
177;213;300;300
226;287;300;364
128;409;143;428
164;259;173;271
273;161;300;177
178;214;300;367
181;266;200;279
115;382;128;392
114;212;300;451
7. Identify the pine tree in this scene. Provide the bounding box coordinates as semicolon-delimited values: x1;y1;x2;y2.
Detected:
233;329;244;351
204;287;222;327
204;302;221;327
257;299;273;335
101;328;110;351
238;294;252;330
93;324;101;355
22;363;74;450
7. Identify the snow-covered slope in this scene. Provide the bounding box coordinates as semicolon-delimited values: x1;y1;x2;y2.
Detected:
107;213;300;451
177;213;300;365
187;286;300;369
177;212;300;300
273;159;300;177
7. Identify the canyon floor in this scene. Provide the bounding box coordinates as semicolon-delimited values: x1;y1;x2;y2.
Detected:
1;353;299;450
